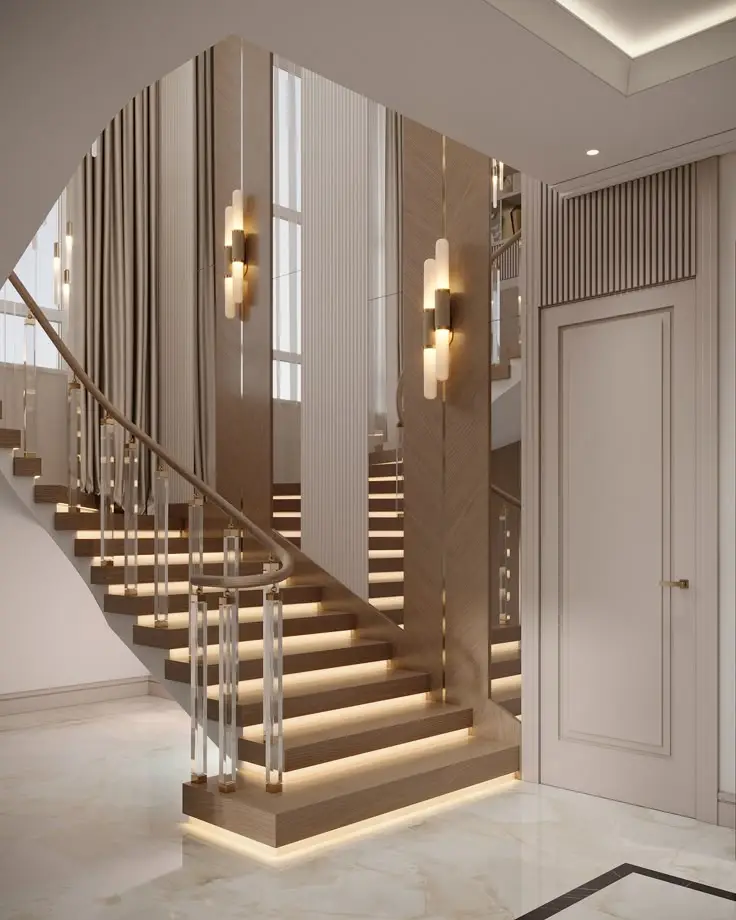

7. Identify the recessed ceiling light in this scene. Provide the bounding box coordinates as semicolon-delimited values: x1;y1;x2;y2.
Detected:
586;149;600;157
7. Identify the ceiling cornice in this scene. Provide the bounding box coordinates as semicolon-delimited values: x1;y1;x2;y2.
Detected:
485;0;736;94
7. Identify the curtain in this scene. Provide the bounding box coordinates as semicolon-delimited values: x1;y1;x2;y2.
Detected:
72;85;159;507
193;48;217;487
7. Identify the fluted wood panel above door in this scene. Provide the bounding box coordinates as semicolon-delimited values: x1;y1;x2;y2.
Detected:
541;164;696;307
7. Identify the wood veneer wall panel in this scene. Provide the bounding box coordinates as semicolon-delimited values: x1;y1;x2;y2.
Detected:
213;38;272;527
443;138;495;733
399;119;444;692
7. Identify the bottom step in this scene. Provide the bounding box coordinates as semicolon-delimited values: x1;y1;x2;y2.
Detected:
183;737;519;848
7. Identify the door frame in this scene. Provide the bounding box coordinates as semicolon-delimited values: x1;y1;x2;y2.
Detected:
520;160;719;823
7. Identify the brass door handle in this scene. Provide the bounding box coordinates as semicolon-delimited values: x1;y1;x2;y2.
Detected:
660;579;689;590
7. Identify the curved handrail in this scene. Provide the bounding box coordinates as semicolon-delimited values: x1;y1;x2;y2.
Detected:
491;483;521;509
7;271;294;591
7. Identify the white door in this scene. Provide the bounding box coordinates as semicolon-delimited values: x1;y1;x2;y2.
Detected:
540;283;697;817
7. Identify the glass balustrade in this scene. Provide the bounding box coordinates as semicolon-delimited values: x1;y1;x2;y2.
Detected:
153;464;169;628
218;526;240;792
99;415;116;565
67;378;82;510
188;493;208;783
22;313;37;457
123;439;138;595
262;559;284;793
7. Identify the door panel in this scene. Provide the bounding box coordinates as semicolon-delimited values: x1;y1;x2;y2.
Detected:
540;284;696;817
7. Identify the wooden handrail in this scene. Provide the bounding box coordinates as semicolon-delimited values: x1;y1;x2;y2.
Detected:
7;271;294;591
491;483;521;509
491;229;522;264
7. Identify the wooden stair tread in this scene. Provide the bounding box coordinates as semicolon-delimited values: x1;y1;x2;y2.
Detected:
240;702;473;771
166;637;392;684
491;624;521;644
183;737;519;846
490;647;521;679
91;556;275;585
34;483;97;509
133;609;355;649
104;583;323;615
208;668;430;726
0;428;22;448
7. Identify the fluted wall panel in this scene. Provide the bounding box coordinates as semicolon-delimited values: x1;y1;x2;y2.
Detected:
301;73;370;597
159;61;196;501
541;164;696;307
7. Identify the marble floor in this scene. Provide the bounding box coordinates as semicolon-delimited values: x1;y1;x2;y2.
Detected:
0;696;734;920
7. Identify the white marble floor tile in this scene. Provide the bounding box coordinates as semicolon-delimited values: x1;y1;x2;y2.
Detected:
0;697;733;920
560;873;736;920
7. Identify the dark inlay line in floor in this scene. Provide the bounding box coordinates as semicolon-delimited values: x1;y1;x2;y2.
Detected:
516;863;736;919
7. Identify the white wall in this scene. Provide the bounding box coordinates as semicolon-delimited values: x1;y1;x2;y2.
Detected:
0;477;147;696
0;364;68;483
718;154;736;798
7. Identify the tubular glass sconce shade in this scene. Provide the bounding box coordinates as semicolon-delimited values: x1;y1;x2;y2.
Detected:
54;219;72;309
423;238;452;400
224;189;247;319
492;158;504;208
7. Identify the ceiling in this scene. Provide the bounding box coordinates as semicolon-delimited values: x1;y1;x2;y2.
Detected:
4;0;736;283
554;0;736;57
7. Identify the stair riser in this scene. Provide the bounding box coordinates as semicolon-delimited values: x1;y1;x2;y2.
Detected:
133;611;356;650
75;536;271;557
276;516;404;532
274;497;404;513
368;581;404;599
92;560;266;585
239;708;473;771
206;671;431;726
368;557;405;573
166;641;392;685
183;743;519;847
104;584;323;615
499;697;521;717
490;658;521;680
56;511;188;531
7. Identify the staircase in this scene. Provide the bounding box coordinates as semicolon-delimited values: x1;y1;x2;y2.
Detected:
0;422;519;848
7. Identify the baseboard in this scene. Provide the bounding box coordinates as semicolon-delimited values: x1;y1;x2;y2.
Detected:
0;675;151;718
717;791;736;829
148;679;172;700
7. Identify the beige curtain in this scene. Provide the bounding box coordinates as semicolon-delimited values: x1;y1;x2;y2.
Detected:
194;48;217;487
72;86;159;506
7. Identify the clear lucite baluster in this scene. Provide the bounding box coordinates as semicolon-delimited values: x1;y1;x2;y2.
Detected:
218;589;239;792
263;568;284;794
190;588;209;783
153;465;169;628
67;378;82;511
123;439;138;595
99;415;115;566
218;526;240;792
490;266;501;366
498;506;510;626
22;313;37;457
189;493;207;782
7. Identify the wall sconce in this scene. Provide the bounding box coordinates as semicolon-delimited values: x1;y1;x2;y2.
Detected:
224;189;247;319
54;219;72;309
423;237;452;400
492;158;504;208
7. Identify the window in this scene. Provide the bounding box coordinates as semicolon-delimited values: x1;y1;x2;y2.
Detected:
272;60;302;402
1;197;67;371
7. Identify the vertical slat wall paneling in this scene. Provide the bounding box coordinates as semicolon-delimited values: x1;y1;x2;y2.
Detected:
159;61;196;502
541;164;697;307
301;73;370;598
399;119;444;692
444;137;512;739
213;38;272;527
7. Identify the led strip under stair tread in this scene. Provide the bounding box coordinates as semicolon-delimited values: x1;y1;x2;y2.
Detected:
133;608;356;650
238;701;473;772
184;735;519;848
205;667;431;726
104;582;324;615
165;636;392;684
